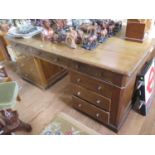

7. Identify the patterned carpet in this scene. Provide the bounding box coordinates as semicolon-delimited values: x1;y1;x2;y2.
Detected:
41;113;99;135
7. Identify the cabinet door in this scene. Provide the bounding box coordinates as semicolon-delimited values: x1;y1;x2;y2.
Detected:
15;50;44;86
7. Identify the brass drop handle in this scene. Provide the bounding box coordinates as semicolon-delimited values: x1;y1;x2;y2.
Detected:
77;91;81;96
77;78;81;83
97;86;102;91
96;113;100;118
78;104;82;108
96;100;101;104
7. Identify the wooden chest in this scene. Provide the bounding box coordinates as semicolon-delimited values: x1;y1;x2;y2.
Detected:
125;19;152;42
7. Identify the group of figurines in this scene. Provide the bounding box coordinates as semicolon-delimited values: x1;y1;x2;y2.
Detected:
32;19;122;50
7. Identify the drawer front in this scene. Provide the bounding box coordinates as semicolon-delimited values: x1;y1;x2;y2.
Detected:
72;96;110;125
72;84;111;112
70;71;113;98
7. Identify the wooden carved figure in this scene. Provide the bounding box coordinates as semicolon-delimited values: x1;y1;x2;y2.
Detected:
41;20;54;41
66;27;78;49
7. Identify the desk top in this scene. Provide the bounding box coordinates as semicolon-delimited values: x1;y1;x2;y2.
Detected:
7;29;154;76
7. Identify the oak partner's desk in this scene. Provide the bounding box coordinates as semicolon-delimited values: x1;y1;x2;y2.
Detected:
7;33;155;132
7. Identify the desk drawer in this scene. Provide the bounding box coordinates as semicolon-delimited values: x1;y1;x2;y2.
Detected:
70;71;112;98
73;96;110;125
72;84;111;112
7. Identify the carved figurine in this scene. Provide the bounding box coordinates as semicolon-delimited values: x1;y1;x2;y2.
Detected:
82;29;98;50
107;20;115;37
96;21;108;43
113;20;122;33
41;20;54;41
65;27;78;49
50;19;68;32
76;29;84;44
80;23;98;50
52;29;67;43
80;23;96;34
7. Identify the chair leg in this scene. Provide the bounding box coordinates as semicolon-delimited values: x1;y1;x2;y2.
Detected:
17;95;21;102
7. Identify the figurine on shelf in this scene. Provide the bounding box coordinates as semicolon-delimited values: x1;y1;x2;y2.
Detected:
80;23;96;34
41;20;54;41
54;29;67;43
71;19;83;30
96;21;108;43
50;19;68;32
97;27;108;43
107;20;115;37
79;23;98;50
65;27;78;49
76;29;84;44
31;19;42;27
113;20;122;33
82;29;98;50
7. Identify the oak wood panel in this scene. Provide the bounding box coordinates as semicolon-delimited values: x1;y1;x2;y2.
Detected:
72;84;111;112
17;54;42;86
110;76;136;128
72;96;110;125
40;59;64;81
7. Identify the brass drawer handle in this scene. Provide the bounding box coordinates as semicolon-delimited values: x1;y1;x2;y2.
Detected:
78;104;82;108
76;78;81;83
77;91;81;96
96;113;100;118
96;100;101;104
97;86;102;91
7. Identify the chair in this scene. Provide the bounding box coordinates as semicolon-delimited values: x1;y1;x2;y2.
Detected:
0;64;21;101
0;81;32;135
0;73;32;134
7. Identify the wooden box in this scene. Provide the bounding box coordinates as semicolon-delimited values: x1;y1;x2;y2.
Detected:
125;19;152;42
